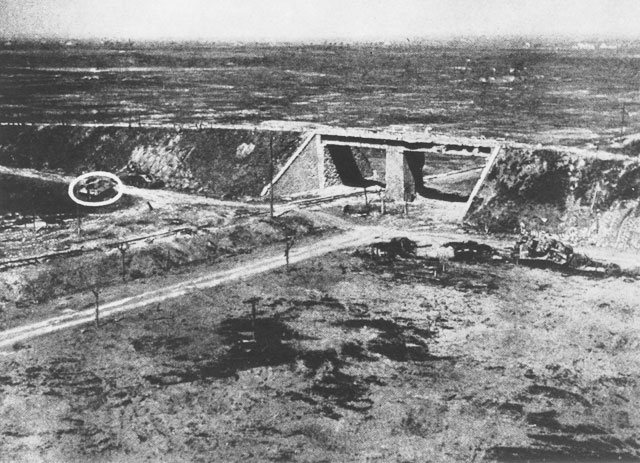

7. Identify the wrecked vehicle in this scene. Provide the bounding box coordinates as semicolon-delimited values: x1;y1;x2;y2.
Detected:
515;231;573;265
442;241;496;262
119;173;165;189
75;176;119;201
369;237;418;259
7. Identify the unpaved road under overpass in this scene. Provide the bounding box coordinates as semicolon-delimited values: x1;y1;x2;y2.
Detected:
0;227;384;349
0;225;510;350
2;215;637;351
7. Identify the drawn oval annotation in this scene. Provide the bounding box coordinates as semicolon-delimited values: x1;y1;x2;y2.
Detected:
68;171;124;207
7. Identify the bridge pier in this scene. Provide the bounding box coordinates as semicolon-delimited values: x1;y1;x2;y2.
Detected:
262;129;497;205
385;146;414;202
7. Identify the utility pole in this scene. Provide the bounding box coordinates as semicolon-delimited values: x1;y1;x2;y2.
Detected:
244;297;261;341
91;287;101;328
76;203;82;237
269;133;274;218
117;242;130;282
285;234;295;271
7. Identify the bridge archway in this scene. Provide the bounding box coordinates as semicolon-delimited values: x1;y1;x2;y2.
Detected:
262;129;501;220
324;144;384;189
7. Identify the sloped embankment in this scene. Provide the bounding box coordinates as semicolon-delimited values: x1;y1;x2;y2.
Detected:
0;125;304;198
465;146;640;249
0;213;324;329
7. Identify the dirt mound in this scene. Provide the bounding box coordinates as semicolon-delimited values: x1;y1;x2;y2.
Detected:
0;213;324;329
0;125;304;198
465;145;640;249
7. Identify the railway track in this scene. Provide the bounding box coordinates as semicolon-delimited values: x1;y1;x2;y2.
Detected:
0;227;381;349
0;186;373;271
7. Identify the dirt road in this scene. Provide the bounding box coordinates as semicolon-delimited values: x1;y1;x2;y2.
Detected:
0;164;271;210
0;227;385;349
1;229;638;462
4;221;635;351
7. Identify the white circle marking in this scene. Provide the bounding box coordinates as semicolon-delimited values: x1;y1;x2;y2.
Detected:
68;171;124;207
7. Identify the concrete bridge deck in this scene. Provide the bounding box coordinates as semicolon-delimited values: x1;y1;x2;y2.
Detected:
262;128;502;221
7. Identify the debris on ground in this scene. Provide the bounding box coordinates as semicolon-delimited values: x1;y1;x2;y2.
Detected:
441;240;497;262
511;231;629;276
343;203;380;216
369;237;418;259
514;230;573;265
2;240;638;463
360;234;631;281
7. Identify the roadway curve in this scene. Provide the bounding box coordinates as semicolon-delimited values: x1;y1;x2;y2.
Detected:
0;228;383;350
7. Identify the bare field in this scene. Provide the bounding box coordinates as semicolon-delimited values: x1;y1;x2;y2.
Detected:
2;39;640;463
1;237;639;462
3;41;640;144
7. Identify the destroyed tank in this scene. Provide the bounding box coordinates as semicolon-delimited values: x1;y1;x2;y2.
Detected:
515;232;573;265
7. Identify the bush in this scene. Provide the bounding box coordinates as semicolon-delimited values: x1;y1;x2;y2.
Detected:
25;252;120;303
490;148;573;207
572;158;622;208
612;165;640;202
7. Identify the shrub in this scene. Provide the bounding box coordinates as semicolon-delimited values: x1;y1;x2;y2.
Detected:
572;159;622;208
612;165;640;202
490;148;573;207
24;252;120;303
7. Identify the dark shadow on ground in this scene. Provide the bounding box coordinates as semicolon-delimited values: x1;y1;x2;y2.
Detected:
415;185;469;202
135;295;455;416
517;258;624;279
337;318;447;362
0;173;137;217
404;152;469;202
486;408;640;462
138;310;390;417
143;317;306;384
328;145;368;187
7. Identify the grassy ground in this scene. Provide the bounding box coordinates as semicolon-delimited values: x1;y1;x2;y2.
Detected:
1;241;638;462
0;209;332;330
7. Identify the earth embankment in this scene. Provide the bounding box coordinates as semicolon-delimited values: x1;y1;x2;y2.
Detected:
0;124;304;198
465;145;640;250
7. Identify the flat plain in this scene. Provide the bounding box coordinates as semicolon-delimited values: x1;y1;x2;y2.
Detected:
2;40;640;144
1;40;640;463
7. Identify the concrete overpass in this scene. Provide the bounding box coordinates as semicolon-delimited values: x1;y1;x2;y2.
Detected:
261;128;502;217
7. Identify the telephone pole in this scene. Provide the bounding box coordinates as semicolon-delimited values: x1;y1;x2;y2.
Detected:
269;133;274;218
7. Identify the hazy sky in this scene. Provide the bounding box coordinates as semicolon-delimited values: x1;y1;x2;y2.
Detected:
1;0;639;41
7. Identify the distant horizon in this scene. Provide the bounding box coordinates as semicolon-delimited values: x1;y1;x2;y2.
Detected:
2;0;640;43
2;33;640;45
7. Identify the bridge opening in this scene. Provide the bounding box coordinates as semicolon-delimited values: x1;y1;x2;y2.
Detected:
325;145;384;188
415;151;487;202
262;130;498;216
